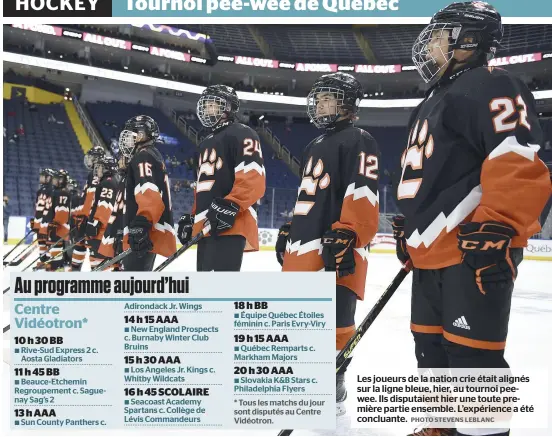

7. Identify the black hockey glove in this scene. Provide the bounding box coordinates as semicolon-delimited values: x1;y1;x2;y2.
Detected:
114;229;124;256
457;221;517;294
321;228;357;278
39;253;51;263
275;222;291;266
85;221;101;239
392;215;410;265
128;215;153;257
177;214;194;245
47;223;58;242
206;198;239;237
30;219;38;233
77;217;88;238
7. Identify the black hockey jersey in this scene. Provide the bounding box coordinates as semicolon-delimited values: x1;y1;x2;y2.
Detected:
395;66;552;269
39;186;55;236
87;175;118;242
282;121;380;300
192;121;266;251
33;184;51;232
123;146;176;258
99;176;126;258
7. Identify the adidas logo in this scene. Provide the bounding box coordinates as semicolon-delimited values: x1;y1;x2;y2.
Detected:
453;316;471;330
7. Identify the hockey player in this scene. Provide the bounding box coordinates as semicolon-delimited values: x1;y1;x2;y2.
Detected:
276;73;380;416
32;168;55;259
177;85;265;271
85;155;119;270
64;176;81;268
70;146;105;271
119;115;176;271
99;156;128;270
36;170;71;271
45;169;72;271
393;2;552;436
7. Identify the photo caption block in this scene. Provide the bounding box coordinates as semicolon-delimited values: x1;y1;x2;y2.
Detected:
353;368;548;429
10;272;336;430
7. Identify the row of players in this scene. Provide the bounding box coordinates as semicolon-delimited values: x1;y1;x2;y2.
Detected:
27;2;552;434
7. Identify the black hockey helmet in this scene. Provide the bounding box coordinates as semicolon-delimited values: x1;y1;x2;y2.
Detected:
412;1;503;84
306;73;363;130
119;115;160;159
84;145;106;170
67;176;78;192
39;168;55;184
52;169;69;188
196;85;240;128
94;155;118;179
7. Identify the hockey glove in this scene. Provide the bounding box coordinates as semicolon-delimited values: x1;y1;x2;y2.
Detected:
114;229;124;256
77;217;88;238
321;228;357;278
39;253;51;264
47;223;58;242
30;218;37;233
392;215;410;265
275;222;291;266
457;221;517;294
85;221;101;239
128;215;153;257
177;214;194;245
206;198;239;237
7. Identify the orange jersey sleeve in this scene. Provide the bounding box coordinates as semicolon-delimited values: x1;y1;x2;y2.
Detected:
460;72;552;244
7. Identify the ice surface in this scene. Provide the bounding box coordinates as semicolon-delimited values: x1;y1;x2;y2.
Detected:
2;246;551;436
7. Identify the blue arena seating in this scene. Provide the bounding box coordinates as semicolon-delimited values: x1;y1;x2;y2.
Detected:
3;99;87;217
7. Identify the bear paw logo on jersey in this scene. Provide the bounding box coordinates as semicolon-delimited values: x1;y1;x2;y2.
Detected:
196;148;223;193
258;230;273;245
397;119;434;200
294;157;330;216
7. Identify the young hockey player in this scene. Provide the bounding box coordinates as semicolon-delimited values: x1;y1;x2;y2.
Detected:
31;168;55;258
392;2;552;435
64;176;81;268
119;115;176;271
70;146;105;271
276;73;380;416
37;170;71;271
99;156;128;270
85;155;119;270
177;85;266;271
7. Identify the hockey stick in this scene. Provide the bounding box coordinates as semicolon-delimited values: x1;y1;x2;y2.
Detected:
154;222;210;272
276;260;413;437
33;237;86;271
3;229;33;261
92;248;132;272
3;237;65;295
94;222;210;272
4;240;39;266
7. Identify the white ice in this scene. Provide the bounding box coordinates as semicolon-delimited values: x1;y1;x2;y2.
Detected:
2;246;551;436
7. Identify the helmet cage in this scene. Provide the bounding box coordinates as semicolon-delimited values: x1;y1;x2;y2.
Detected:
412;22;463;84
119;130;138;160
307;86;346;129
197;94;229;128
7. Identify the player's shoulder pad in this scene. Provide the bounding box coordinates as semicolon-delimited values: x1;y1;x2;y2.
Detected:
135;146;164;166
228;122;260;140
344;126;378;151
453;66;527;100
